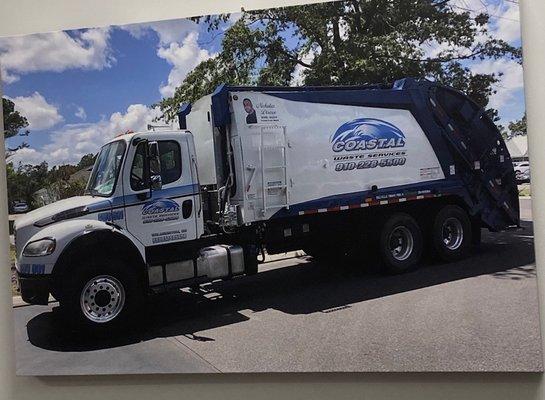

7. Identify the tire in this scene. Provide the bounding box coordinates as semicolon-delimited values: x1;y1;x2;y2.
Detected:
471;219;482;247
431;205;472;262
58;259;141;333
378;213;423;274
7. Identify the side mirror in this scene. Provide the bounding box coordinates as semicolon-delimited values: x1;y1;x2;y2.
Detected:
150;174;162;191
148;141;162;191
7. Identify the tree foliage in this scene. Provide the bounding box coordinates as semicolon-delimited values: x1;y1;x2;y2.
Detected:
507;113;526;137
159;0;521;121
54;179;87;201
6;153;94;210
77;153;96;169
6;162;48;209
2;97;28;139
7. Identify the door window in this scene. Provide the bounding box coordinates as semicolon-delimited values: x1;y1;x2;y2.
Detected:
130;140;182;191
158;141;182;184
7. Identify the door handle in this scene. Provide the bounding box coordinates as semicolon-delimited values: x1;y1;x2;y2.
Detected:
182;199;193;219
191;155;202;217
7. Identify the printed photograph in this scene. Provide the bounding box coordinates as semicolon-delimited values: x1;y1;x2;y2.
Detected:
0;0;541;375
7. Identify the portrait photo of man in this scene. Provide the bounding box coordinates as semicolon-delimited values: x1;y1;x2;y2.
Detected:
243;98;257;124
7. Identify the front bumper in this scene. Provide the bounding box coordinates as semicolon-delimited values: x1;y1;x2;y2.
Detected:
17;272;51;305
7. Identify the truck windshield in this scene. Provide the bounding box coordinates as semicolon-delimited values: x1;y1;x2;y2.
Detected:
85;140;126;197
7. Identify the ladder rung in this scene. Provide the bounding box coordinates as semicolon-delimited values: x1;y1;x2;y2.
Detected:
260;127;289;214
264;165;286;170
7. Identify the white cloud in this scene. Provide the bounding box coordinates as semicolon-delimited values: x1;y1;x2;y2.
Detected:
471;57;524;123
450;0;520;44
291;48;319;86
8;92;63;131
422;0;520;60
7;148;49;166
122;19;199;45
108;104;162;134
75;106;87;120
490;2;520;44
157;31;213;98
0;28;114;84
423;2;519;59
121;19;215;98
1;69;19;85
227;13;243;27
421;39;465;60
7;104;164;166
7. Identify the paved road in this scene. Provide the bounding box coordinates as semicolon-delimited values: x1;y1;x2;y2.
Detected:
13;199;542;374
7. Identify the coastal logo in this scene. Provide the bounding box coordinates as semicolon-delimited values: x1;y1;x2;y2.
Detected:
331;118;406;152
142;199;179;215
142;198;180;224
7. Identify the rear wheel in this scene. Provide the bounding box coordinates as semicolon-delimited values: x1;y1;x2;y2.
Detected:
378;213;423;274
431;205;472;262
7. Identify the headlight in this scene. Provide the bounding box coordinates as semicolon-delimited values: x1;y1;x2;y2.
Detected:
23;238;56;257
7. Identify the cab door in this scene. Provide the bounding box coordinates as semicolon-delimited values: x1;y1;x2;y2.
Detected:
122;135;199;247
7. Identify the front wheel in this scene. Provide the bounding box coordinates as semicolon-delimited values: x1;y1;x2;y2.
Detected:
59;261;141;332
79;275;126;324
378;213;423;274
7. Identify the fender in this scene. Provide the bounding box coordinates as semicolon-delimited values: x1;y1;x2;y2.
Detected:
19;219;146;278
56;222;145;275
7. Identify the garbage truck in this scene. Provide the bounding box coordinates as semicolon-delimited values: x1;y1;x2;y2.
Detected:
14;78;519;330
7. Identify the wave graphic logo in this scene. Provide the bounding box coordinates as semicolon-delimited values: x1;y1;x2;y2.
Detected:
142;198;180;215
331;118;406;152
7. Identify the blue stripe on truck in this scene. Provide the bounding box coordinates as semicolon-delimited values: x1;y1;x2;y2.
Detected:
271;179;469;219
86;183;200;213
19;263;46;275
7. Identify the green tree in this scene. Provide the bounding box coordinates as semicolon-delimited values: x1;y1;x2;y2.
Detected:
7;158;89;211
6;162;49;208
77;153;96;169
47;164;79;184
159;0;521;121
2;98;28;139
54;179;86;199
508;113;526;137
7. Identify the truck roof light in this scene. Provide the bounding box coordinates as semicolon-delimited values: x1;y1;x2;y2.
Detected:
116;130;134;137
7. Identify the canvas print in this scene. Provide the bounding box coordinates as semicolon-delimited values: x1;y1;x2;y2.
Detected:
1;0;541;375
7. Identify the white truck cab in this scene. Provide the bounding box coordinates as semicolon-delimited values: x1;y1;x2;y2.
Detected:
14;130;252;329
16;130;201;262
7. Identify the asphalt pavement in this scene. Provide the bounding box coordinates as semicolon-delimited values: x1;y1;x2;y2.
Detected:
12;199;542;374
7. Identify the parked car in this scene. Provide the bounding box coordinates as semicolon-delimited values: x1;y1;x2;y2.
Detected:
12;201;29;214
514;161;530;183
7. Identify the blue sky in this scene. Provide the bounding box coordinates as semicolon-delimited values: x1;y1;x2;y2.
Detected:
5;29;170;149
0;0;524;167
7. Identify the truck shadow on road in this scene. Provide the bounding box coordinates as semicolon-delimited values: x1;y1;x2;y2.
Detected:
25;221;536;352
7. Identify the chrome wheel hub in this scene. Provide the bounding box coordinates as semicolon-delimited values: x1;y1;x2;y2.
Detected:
442;217;464;251
389;226;414;261
80;275;125;323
